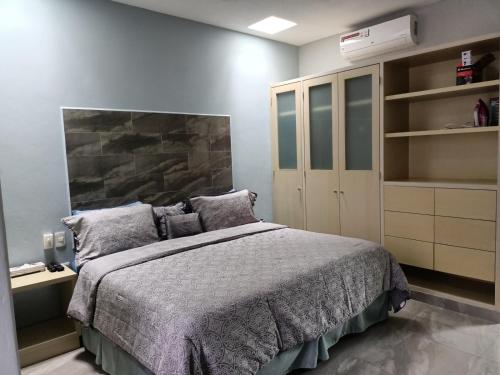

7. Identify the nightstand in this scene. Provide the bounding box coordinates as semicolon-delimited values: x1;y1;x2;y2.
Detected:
11;265;81;367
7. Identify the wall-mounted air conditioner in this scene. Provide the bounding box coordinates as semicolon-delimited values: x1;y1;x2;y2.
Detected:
340;15;418;61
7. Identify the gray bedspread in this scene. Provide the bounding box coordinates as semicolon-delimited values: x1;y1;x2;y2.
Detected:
68;222;409;375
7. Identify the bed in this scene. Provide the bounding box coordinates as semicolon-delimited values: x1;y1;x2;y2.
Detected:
67;220;409;375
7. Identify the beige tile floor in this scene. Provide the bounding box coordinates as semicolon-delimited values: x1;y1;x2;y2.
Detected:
22;299;500;375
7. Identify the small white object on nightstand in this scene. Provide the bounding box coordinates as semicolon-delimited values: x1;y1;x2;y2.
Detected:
9;262;46;278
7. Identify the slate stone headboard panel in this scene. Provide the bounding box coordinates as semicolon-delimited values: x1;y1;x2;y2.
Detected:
62;109;232;211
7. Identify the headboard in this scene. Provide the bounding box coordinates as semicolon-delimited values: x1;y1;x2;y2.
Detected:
62;108;232;211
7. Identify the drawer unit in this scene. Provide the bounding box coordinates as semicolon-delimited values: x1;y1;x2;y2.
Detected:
384;236;433;269
384;186;434;215
383;184;497;283
435;216;496;252
434;244;495;282
435;188;496;221
384;211;434;242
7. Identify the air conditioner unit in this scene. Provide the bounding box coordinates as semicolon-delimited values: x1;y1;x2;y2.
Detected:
340;15;418;61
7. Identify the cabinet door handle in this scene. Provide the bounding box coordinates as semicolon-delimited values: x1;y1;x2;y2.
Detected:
333;190;338;194
297;187;302;191
340;191;344;194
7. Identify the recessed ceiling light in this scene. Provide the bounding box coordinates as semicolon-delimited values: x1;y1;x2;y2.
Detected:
248;16;297;35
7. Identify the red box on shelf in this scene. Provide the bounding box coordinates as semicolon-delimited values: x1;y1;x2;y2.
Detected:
456;64;481;85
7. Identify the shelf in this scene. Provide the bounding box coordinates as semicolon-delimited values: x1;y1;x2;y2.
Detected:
385;79;500;101
384;178;497;190
11;265;76;294
17;317;76;349
17;317;80;367
402;265;495;307
385;126;499;138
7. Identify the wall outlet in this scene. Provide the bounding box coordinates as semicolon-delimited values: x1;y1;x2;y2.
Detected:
43;233;54;250
54;231;66;248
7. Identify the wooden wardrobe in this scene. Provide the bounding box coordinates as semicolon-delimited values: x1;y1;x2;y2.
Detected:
272;34;500;311
270;65;380;243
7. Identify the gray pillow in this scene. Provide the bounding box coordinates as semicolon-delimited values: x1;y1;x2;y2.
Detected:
190;189;258;232
227;189;258;207
153;202;186;240
62;204;159;269
167;213;203;239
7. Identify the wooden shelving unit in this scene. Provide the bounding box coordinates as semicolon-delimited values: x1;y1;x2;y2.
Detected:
11;265;80;367
382;35;500;308
385;126;498;138
384;37;499;184
385;79;499;101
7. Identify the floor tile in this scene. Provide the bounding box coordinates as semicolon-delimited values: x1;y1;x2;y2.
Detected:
21;300;500;375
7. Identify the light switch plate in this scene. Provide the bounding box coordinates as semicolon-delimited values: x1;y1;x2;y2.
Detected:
43;233;54;250
54;231;66;248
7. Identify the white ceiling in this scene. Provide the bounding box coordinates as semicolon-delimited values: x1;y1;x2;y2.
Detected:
113;0;440;46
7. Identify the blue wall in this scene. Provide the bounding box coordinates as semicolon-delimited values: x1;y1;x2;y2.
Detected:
0;0;298;266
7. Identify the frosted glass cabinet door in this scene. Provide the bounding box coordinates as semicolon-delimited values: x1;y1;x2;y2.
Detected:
303;74;340;235
277;91;298;169
339;65;380;243
309;83;333;170
345;75;372;170
270;83;304;229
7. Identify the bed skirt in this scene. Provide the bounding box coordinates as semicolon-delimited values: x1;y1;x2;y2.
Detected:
82;292;390;375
